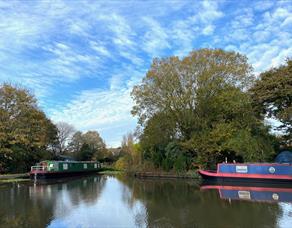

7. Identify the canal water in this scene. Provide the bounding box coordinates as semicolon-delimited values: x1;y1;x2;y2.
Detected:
0;175;291;228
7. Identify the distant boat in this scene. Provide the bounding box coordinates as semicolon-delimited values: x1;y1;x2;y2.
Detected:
30;160;101;179
198;151;292;184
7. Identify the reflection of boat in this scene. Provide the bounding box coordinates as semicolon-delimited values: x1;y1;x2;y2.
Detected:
200;184;292;203
30;160;101;179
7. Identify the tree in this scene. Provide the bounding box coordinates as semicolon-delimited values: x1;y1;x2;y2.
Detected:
56;122;75;154
131;48;253;140
0;84;57;173
68;131;83;154
121;133;135;156
82;131;108;161
131;49;275;169
250;59;292;146
69;130;108;161
185;84;276;166
76;143;95;161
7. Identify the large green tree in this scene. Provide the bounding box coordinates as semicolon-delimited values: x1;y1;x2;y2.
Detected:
250;59;292;146
69;130;108;161
131;49;276;169
0;84;57;173
132;49;253;140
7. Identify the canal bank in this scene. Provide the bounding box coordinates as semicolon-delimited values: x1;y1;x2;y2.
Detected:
0;169;200;182
0;173;29;183
133;170;200;179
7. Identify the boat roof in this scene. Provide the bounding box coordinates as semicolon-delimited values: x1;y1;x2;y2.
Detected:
275;151;292;164
219;163;291;166
40;160;99;163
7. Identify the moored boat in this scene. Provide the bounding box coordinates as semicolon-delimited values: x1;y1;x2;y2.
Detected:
30;160;101;179
198;163;292;184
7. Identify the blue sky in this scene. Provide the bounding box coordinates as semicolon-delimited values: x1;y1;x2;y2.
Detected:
0;0;291;147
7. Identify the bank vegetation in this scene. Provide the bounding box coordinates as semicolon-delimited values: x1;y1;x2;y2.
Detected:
115;49;291;172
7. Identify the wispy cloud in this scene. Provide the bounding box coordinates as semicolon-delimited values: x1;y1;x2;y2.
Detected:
0;0;291;146
50;67;144;147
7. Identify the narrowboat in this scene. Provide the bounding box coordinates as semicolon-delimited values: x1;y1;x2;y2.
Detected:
198;163;292;184
30;160;101;179
198;151;292;184
200;184;292;203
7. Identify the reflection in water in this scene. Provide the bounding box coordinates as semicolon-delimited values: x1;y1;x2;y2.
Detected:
0;175;291;227
200;184;292;203
120;178;289;228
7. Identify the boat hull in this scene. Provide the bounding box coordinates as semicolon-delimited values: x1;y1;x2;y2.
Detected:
199;170;292;185
30;170;100;179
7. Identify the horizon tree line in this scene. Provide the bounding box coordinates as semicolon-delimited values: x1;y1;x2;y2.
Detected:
0;48;291;173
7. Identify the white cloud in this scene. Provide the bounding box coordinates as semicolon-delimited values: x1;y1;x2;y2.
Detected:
50;65;145;146
1;0;292;146
202;25;215;35
142;17;170;56
198;1;224;23
50;87;136;147
102;13;136;50
170;1;223;56
90;41;111;57
253;1;274;12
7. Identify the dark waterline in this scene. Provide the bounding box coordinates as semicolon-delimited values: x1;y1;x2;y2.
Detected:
0;175;291;228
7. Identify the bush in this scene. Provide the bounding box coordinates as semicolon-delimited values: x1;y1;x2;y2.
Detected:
115;157;130;171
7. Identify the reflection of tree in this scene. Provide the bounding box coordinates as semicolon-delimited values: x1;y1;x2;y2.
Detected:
0;182;54;227
63;176;106;205
0;176;106;227
118;177;281;228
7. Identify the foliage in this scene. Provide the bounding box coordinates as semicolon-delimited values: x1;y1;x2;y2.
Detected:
55;122;75;155
131;49;277;170
115;156;131;171
131;48;253;140
0;84;58;173
250;59;292;146
75;144;95;161
114;132;143;171
69;130;109;161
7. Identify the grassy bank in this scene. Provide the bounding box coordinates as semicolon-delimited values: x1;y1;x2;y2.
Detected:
121;168;200;179
99;170;124;175
0;173;29;179
0;173;30;183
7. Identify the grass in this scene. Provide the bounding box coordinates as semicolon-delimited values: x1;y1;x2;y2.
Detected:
0;178;30;183
98;170;124;175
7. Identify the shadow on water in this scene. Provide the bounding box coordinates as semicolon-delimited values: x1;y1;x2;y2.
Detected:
0;175;291;228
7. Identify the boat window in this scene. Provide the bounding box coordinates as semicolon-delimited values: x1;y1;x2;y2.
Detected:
49;164;54;168
63;164;68;170
238;191;251;200
236;165;248;173
84;164;87;169
94;164;97;168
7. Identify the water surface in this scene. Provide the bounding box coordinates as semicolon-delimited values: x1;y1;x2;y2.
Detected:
0;175;291;228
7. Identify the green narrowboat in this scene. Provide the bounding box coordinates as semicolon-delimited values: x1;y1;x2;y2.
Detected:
30;160;101;179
